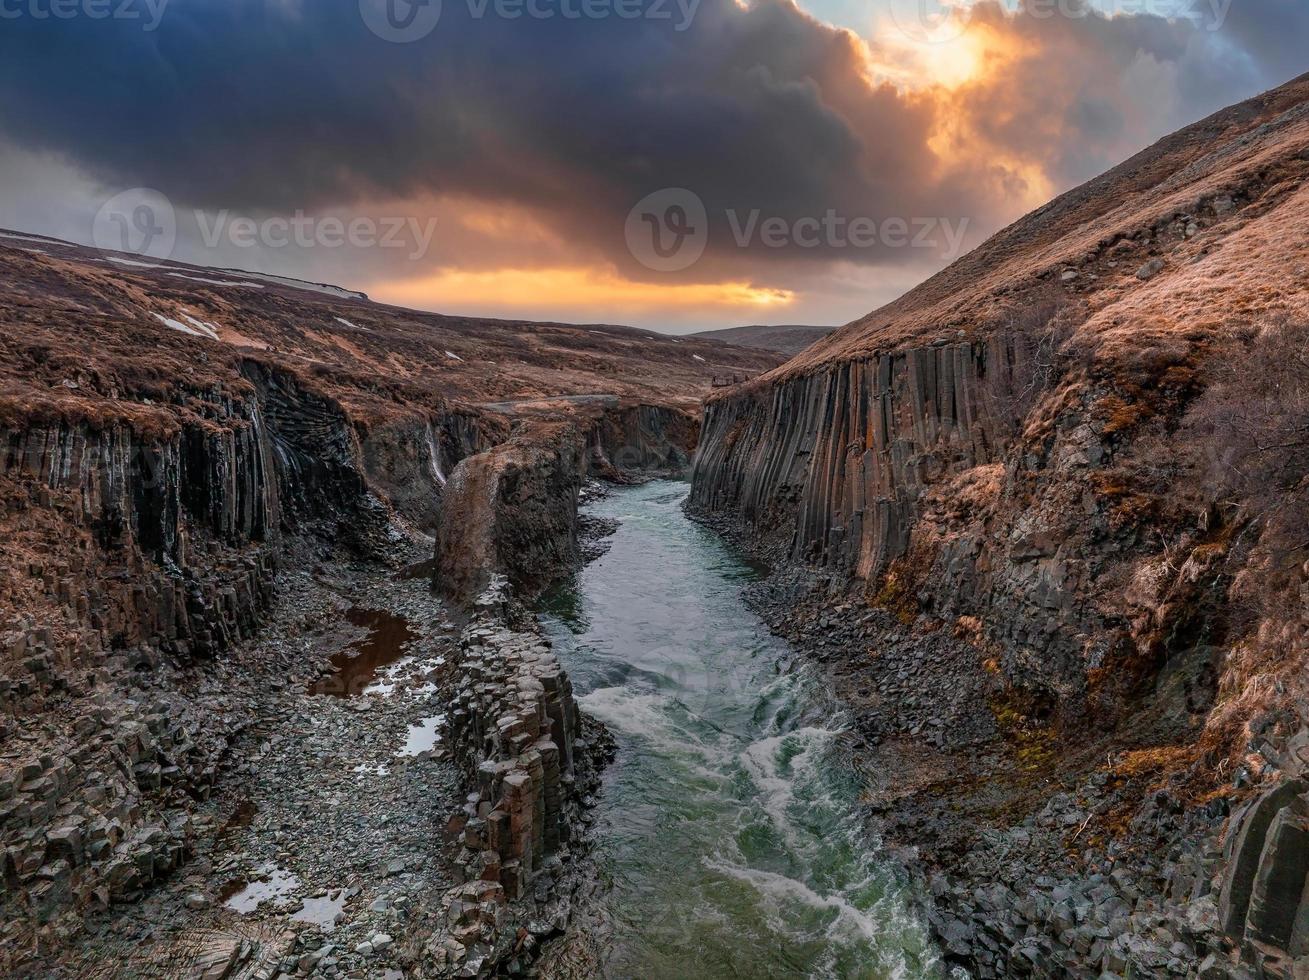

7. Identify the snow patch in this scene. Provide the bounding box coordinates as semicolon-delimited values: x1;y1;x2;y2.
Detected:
693;354;706;362
154;312;218;341
444;350;463;361
0;232;56;246
222;270;366;300
180;312;222;341
168;272;263;289
107;256;162;269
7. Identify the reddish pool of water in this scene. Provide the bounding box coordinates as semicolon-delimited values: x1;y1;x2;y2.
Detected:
308;607;416;698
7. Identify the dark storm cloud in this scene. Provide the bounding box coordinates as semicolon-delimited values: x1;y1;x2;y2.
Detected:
0;0;1304;279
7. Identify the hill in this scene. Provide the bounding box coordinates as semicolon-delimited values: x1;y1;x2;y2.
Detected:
691;323;834;357
690;72;1309;978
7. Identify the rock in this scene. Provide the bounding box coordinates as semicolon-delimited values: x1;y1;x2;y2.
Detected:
1136;257;1166;280
1244;806;1309;951
1218;779;1307;938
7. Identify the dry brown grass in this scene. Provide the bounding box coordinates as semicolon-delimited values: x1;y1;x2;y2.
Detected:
715;73;1309;402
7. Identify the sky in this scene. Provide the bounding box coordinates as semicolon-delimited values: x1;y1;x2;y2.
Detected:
0;0;1305;333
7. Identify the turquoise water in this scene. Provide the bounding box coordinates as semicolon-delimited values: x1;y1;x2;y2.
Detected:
538;481;939;979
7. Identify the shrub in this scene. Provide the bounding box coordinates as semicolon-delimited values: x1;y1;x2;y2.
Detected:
1189;317;1309;571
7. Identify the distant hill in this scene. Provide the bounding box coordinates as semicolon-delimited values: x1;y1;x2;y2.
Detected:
692;324;835;357
0;232;783;421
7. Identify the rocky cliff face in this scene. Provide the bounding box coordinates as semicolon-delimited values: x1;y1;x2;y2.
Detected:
689;76;1309;977
422;576;608;974
691;336;1029;579
0;358;507;948
436;404;698;604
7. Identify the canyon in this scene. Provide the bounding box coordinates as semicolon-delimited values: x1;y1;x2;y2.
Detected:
0;233;778;976
690;72;1309;978
2;72;1309;980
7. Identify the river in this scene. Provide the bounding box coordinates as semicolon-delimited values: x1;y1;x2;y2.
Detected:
538;480;939;979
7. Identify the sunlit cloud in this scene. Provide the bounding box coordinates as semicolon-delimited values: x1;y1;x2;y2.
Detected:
371;265;796;321
0;0;1303;331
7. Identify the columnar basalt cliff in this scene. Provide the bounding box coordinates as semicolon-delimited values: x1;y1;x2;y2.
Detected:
690;75;1309;977
421;576;607;975
0;367;502;952
691;336;1030;579
0;232;781;972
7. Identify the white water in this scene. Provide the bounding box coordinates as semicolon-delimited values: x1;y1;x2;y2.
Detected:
539;481;939;978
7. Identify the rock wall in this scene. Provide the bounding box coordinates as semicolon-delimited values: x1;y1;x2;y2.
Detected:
690;336;1028;579
436;404;698;604
1218;738;1309;975
434;420;586;603
0;361;493;947
359;410;492;535
587;403;698;478
0;408;280;673
427;576;601;975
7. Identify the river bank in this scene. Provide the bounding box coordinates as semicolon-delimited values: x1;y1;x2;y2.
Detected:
17;525;617;979
690;507;1242;979
13;532;464;977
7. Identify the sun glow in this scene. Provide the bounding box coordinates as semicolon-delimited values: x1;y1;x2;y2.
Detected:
869;17;1008;93
371;265;796;319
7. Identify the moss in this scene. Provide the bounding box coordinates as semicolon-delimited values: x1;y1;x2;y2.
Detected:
871;569;917;626
988;689;1060;774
